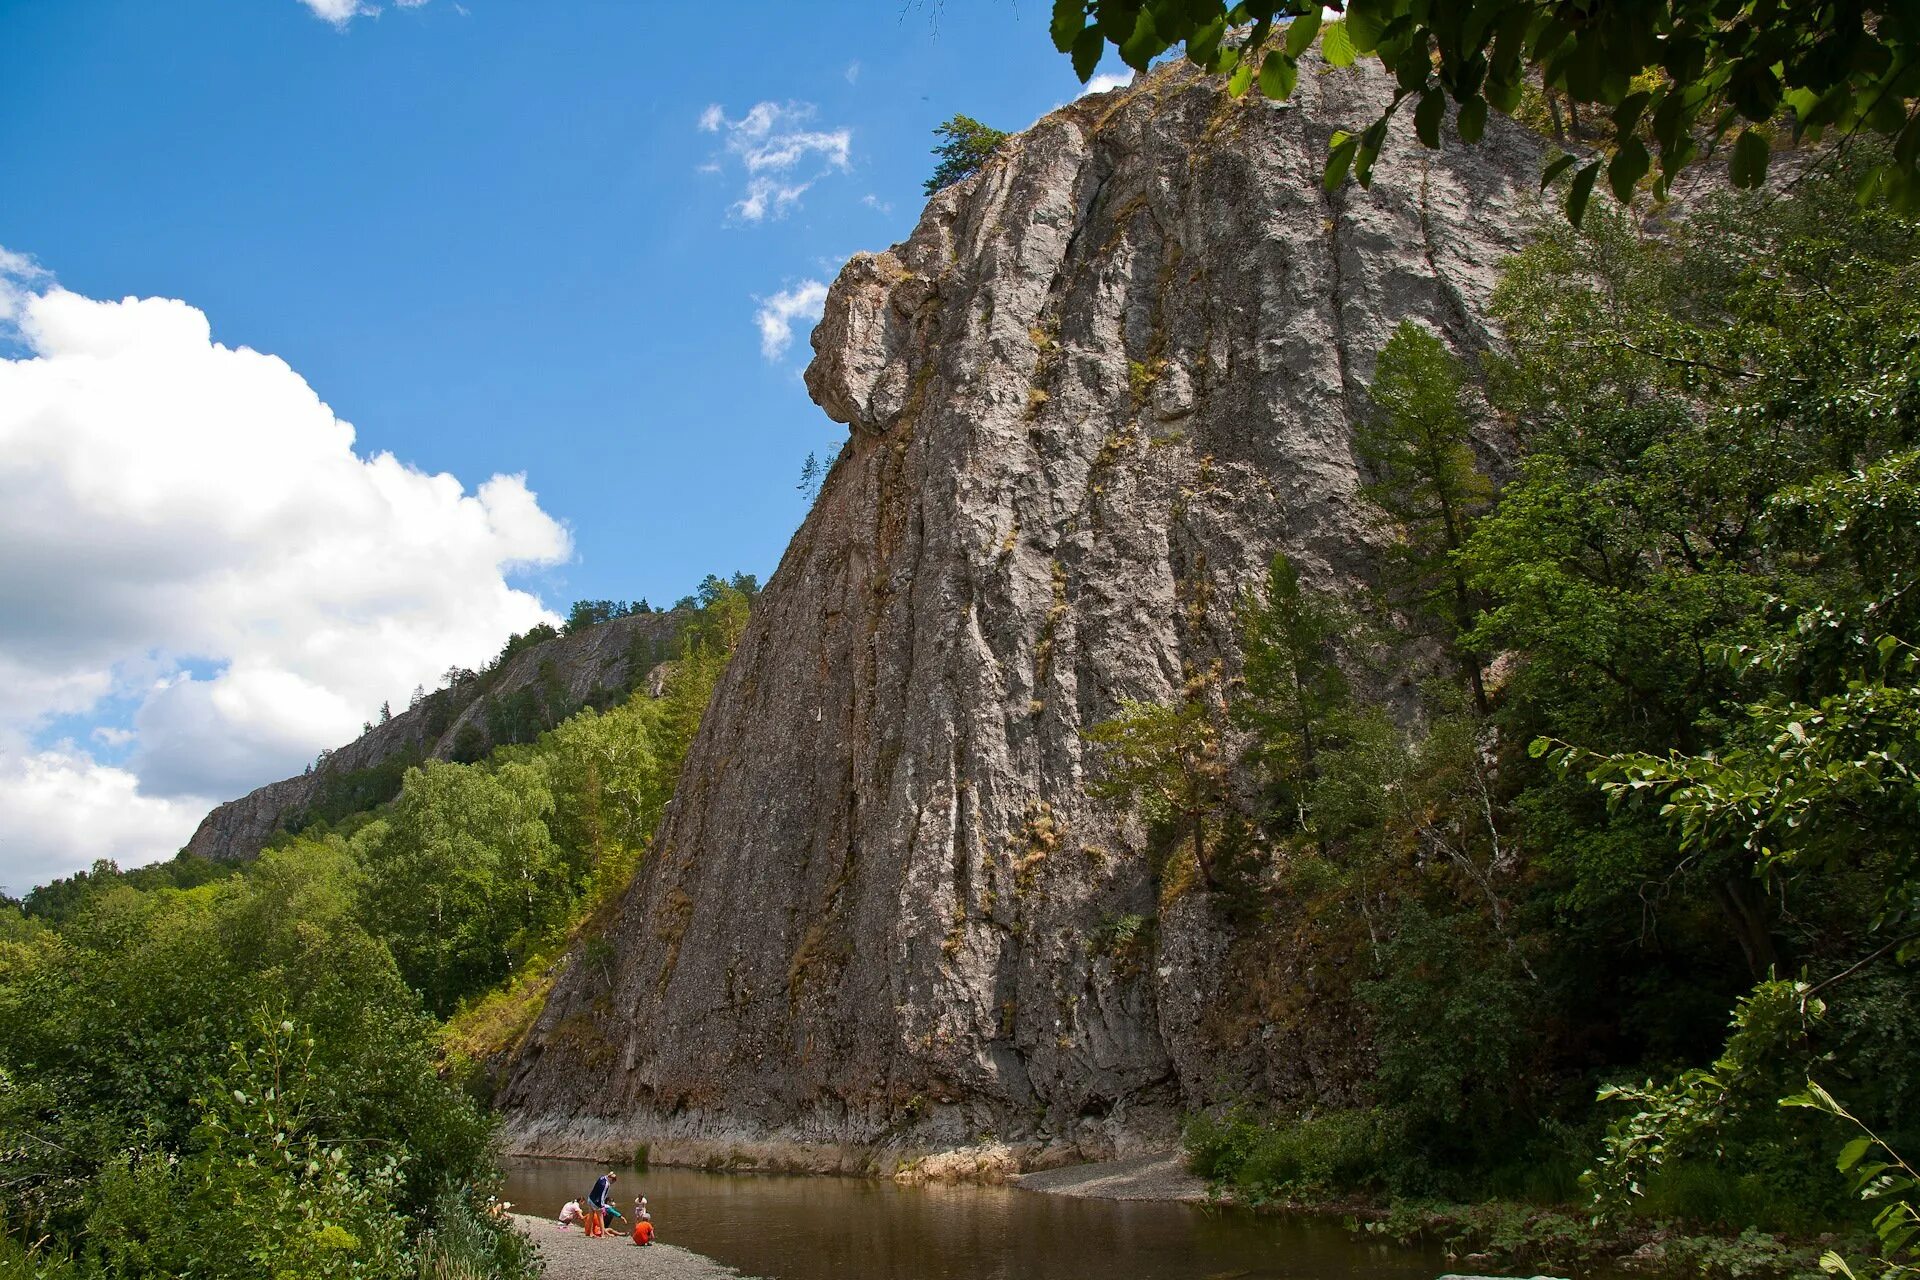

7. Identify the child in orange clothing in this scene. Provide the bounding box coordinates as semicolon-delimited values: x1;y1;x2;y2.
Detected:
631;1218;654;1246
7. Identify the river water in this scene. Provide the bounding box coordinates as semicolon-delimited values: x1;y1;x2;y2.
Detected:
502;1158;1448;1279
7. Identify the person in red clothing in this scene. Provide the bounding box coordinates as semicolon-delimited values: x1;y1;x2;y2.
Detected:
631;1218;654;1246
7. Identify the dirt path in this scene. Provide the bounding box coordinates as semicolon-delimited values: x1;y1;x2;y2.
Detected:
509;1214;750;1279
1012;1151;1206;1201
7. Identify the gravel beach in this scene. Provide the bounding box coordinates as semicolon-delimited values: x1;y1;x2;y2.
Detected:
508;1214;750;1279
1013;1152;1206;1201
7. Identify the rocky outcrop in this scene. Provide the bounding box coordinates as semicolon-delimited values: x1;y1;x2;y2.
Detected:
499;55;1549;1166
184;611;682;862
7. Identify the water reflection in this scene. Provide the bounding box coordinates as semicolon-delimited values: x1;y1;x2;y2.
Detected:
503;1158;1444;1280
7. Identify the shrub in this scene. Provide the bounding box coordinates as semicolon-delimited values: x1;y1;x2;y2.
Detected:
1184;1108;1392;1201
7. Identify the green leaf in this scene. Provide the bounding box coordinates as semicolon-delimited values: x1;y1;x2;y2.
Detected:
1540;151;1578;190
1414;89;1445;148
1731;128;1771;188
1485;73;1521;114
1324;132;1358;189
1566;159;1601;227
1838;1137;1874;1171
1072;25;1106;83
1187;15;1229;71
1259;50;1299;100
1344;2;1387;55
1051;0;1086;54
1782;1082;1843;1114
1611;89;1652;137
1895;111;1920;170
1321;20;1356;68
1354;118;1388;187
1457;95;1488;143
1284;8;1322;59
1117;5;1162;70
1608;137;1651;200
1228;54;1255;98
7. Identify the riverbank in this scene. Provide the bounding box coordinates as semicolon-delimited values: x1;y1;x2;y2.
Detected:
508;1213;749;1279
1016;1155;1842;1277
1013;1151;1206;1202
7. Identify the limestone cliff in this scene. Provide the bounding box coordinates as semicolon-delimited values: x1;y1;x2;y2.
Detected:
185;611;682;862
499;55;1549;1167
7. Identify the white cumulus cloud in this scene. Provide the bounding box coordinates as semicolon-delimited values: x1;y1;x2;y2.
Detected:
699;101;852;223
297;0;429;28
1079;71;1135;97
0;747;207;896
0;250;570;892
755;280;828;361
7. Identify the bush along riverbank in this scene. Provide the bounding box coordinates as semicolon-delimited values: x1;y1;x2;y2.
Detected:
1184;1110;1865;1279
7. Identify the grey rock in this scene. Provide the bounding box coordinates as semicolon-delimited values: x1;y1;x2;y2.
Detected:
184;611;683;862
500;54;1549;1166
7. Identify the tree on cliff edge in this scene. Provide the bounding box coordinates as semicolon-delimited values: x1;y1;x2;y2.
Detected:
925;115;1009;195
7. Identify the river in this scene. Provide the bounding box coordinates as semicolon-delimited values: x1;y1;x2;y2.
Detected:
502;1158;1449;1279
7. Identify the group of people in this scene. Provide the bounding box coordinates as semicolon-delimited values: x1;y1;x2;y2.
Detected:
556;1170;654;1246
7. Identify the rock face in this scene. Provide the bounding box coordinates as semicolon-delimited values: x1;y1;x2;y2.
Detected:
500;56;1548;1166
185;611;682;863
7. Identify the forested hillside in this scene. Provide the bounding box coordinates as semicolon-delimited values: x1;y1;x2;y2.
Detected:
183;600;689;866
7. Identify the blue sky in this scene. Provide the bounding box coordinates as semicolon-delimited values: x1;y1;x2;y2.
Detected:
0;0;1132;890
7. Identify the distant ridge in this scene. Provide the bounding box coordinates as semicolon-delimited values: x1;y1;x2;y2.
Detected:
184;610;684;863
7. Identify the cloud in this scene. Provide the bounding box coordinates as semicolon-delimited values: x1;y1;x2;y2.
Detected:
735;178;813;223
1079;71;1135;97
754;280;828;361
0;251;570;890
297;0;429;28
699;101;852;223
845;61;861;84
0;746;206;896
861;194;893;215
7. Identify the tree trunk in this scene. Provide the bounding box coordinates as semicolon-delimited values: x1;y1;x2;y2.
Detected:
1190;806;1217;889
1716;875;1778;978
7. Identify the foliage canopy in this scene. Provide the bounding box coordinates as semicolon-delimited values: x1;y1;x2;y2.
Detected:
1046;0;1920;222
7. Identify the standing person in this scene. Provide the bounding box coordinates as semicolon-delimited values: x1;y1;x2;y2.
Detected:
586;1170;617;1237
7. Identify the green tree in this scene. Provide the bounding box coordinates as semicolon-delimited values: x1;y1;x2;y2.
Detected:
1356;322;1494;712
0;844;516;1272
359;760;565;1014
924;114;1009;195
1233;552;1355;841
1085;668;1233;889
1044;1;1920;220
82;1014;412;1279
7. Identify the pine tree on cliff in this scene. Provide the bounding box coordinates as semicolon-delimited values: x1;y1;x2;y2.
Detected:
1355;322;1494;714
924;115;1007;195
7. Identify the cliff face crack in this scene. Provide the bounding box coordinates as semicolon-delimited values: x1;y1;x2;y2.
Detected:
1416;150;1479;354
498;52;1551;1166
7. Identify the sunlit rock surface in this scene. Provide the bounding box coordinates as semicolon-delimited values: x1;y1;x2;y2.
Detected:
501;54;1548;1166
